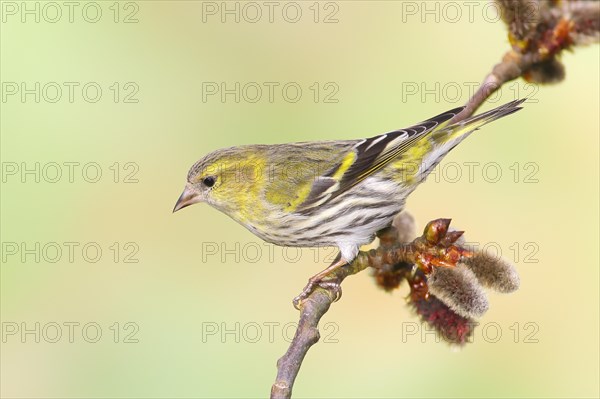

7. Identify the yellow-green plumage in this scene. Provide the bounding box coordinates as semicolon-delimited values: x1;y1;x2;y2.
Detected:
175;99;525;263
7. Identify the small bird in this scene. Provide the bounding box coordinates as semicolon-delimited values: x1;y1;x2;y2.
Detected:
174;99;524;303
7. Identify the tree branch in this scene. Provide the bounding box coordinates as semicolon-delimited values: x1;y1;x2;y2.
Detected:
270;256;369;399
450;0;600;123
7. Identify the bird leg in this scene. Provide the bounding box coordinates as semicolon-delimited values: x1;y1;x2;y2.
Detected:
293;256;347;309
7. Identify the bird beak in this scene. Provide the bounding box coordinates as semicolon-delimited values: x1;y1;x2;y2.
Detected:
173;185;201;213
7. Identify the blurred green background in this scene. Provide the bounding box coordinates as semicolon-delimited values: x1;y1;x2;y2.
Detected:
1;1;598;398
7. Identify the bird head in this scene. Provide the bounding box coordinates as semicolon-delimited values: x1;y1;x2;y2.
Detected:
173;146;265;216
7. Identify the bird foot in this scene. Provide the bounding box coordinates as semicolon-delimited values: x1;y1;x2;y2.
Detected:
293;278;342;310
292;257;347;309
413;218;472;275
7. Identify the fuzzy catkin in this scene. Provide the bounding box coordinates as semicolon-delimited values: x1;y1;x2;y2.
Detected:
462;251;520;293
428;264;489;319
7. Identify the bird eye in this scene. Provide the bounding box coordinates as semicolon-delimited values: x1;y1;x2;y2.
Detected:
202;176;216;188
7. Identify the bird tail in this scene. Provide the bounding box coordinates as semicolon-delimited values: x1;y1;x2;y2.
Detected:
430;98;526;144
402;99;525;185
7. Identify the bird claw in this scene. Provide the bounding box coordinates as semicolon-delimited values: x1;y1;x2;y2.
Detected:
293;279;342;310
414;219;472;275
319;281;343;302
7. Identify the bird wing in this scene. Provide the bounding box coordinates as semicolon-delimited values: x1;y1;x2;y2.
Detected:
294;105;466;213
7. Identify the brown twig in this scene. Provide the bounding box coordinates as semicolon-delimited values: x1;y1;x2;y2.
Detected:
269;249;409;398
270;255;369;399
450;50;557;125
450;50;526;124
450;0;600;123
270;1;599;397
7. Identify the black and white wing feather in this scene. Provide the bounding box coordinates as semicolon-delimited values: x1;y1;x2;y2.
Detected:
296;105;465;212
